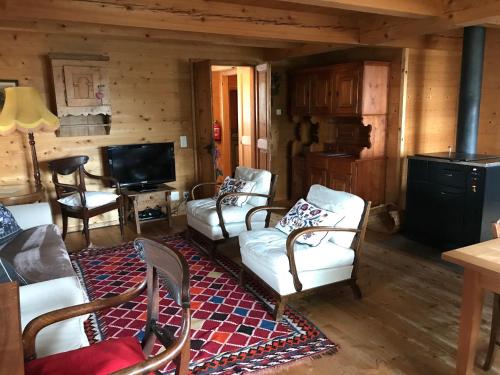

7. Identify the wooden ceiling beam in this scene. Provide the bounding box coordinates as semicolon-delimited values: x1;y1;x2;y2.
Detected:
272;0;442;18
0;0;360;45
0;19;298;49
264;43;348;61
360;0;500;45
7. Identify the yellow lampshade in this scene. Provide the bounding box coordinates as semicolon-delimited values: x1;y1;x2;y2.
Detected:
0;87;59;136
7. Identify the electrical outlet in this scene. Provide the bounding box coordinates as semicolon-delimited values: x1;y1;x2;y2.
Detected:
171;191;180;201
183;191;190;200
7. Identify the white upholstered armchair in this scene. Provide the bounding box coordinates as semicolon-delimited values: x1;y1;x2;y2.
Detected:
239;184;371;320
187;166;278;257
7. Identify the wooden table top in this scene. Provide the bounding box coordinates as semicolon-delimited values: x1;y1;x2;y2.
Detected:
0;282;24;374
442;238;500;277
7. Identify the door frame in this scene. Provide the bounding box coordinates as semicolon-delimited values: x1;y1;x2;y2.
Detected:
191;59;271;184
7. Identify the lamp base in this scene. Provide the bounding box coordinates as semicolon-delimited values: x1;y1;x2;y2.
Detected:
28;132;42;189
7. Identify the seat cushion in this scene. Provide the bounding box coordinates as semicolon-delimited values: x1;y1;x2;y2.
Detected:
0;224;74;282
20;276;90;358
187;198;267;227
239;228;355;273
188;213;266;241
58;191;118;209
306;185;365;248
234;167;272;206
25;337;146;375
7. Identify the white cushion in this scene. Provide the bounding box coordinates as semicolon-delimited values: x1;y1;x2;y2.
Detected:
8;203;53;229
20;276;90;358
234;167;272;206
240;228;354;296
306;185;365;248
186;198;267;227
239;228;354;273
58;191;118;209
214;176;256;207
188;214;266;240
275;198;344;246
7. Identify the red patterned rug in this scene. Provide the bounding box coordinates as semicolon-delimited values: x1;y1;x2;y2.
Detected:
70;234;337;374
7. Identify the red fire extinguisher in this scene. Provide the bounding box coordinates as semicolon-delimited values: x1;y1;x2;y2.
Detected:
213;120;222;142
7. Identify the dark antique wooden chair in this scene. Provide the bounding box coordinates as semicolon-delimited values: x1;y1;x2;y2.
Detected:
239;184;371;320
483;219;500;370
23;238;191;375
48;155;124;247
186;166;278;258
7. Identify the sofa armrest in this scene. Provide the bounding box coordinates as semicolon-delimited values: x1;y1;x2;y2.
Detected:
7;202;54;229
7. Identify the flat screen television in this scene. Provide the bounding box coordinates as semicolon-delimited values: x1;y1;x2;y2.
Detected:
104;142;175;190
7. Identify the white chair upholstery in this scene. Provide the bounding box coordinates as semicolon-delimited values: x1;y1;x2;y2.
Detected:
187;166;273;241
239;185;368;317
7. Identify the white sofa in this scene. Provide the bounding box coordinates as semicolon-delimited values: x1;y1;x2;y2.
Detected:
5;202;90;358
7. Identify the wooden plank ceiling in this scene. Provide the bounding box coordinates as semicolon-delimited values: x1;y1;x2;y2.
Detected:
0;0;499;59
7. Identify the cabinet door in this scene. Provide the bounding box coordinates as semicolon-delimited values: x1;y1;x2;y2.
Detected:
308;166;328;187
333;64;360;116
291;157;306;201
290;73;310;115
310;70;333;115
327;171;352;192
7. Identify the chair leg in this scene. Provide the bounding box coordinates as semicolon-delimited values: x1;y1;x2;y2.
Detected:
484;294;500;370
118;205;125;240
83;218;90;248
273;296;288;321
174;337;190;375
351;281;362;299
61;213;68;240
239;268;246;287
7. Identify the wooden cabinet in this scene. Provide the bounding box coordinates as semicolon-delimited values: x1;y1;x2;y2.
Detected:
289;61;389;117
333;63;361;116
290;73;310;115
310;69;333;115
304;153;385;206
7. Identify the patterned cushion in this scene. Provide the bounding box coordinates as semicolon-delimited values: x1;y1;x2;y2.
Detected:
0;256;28;285
0;204;22;246
275;199;344;246
214;176;256;207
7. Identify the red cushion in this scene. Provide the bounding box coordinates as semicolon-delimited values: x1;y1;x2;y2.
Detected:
25;337;147;375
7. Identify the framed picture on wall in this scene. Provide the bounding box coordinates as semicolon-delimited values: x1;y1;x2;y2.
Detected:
0;79;19;111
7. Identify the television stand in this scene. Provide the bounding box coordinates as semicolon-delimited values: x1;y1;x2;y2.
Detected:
121;184;174;234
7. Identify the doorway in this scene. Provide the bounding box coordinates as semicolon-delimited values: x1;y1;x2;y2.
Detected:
192;61;271;190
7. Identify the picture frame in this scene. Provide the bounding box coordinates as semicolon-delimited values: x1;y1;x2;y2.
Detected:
0;79;19;111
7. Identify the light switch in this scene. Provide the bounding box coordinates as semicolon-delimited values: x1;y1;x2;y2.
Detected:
276;109;282;116
180;135;188;148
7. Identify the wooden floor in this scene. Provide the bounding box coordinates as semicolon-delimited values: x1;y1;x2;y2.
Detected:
65;217;500;375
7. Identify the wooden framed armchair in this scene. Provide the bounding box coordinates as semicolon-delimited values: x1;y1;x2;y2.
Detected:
186;166;278;257
23;238;191;375
239;184;371;320
48;155;124;247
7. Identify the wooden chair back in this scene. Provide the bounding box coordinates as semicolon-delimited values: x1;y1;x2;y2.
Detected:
48;155;89;199
23;238;191;374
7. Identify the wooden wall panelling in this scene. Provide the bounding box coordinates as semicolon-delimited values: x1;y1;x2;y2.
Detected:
0;31;262;232
255;63;271;171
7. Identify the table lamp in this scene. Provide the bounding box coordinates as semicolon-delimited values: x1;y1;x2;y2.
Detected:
0;87;60;189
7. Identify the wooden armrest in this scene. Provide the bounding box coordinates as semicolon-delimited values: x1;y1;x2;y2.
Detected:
54;182;87;206
245;206;289;230
23;280;146;360
285;226;360;292
215;192;272;239
190;182;221;200
84;170;121;192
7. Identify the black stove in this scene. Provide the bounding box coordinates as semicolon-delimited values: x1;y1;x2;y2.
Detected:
416;151;499;162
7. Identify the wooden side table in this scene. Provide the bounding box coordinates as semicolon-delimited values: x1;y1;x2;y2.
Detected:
122;185;173;234
0;282;24;374
0;183;45;205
